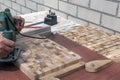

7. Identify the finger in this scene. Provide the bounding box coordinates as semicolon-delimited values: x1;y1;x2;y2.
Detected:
18;16;25;27
0;49;10;57
14;16;25;27
2;37;15;47
21;17;25;27
0;49;7;57
13;16;21;20
4;44;13;53
0;44;13;57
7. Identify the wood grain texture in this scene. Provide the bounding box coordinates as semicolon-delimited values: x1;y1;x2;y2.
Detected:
0;26;120;80
49;33;120;80
15;37;84;80
85;60;112;72
58;26;120;63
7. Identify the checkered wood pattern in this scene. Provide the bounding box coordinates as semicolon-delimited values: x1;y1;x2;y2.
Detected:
59;26;120;63
15;37;84;80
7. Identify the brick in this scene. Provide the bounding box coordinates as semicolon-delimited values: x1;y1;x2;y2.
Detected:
68;16;88;26
0;0;4;4
90;0;118;15
52;10;68;19
62;0;67;1
0;4;3;10
38;5;45;11
78;7;101;24
21;6;31;14
59;1;77;16
11;0;16;1
89;23;114;34
69;0;89;7
44;0;58;9
1;4;8;10
10;9;17;16
16;0;26;6
4;0;12;8
0;5;1;10
42;6;50;11
26;0;37;11
32;0;44;4
101;14;120;32
16;12;22;15
12;2;21;12
117;3;120;17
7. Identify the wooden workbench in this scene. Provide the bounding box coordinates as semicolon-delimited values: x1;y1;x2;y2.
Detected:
51;34;120;80
0;63;29;80
0;33;120;80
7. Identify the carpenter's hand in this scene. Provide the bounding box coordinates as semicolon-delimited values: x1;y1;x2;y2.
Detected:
13;16;25;34
0;33;14;57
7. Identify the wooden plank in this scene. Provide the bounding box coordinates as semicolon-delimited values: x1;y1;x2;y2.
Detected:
85;60;112;72
15;37;85;80
49;33;120;80
46;77;60;80
40;61;84;80
58;26;120;63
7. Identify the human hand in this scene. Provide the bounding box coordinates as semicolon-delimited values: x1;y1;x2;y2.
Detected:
0;33;14;57
13;16;25;34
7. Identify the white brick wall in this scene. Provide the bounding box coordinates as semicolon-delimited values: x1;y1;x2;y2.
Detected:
44;0;58;9
10;9;17;16
117;3;120;17
32;0;44;4
12;2;21;12
69;0;89;7
52;9;68;19
21;6;31;14
0;4;1;10
0;0;3;3
68;16;88;26
61;0;67;1
1;4;8;10
59;1;77;16
4;0;12;8
26;0;37;11
102;14;120;31
38;5;46;11
0;0;120;33
90;0;118;15
16;0;26;6
78;7;101;24
11;0;16;1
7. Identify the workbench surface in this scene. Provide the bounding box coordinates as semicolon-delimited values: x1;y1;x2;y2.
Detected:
51;34;120;80
1;11;120;80
0;34;120;80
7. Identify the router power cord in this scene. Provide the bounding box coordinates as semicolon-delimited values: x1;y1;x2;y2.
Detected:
4;12;48;39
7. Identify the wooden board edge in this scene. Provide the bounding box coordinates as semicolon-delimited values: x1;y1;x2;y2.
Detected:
40;61;85;80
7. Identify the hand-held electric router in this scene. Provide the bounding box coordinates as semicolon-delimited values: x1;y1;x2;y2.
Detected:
0;8;21;62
